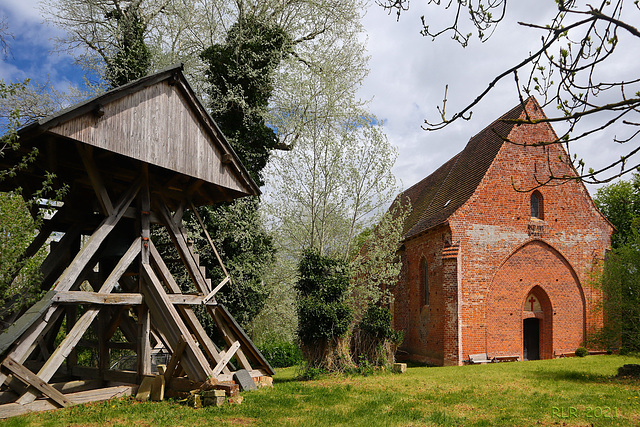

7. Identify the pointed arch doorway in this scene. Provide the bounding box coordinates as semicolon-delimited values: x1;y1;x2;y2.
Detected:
522;287;552;360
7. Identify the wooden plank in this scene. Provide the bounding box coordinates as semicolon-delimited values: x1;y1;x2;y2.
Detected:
0;384;136;419
1;357;72;407
137;304;152;377
149;242;230;375
190;202;230;277
163;336;186;382
52;179;140;292
202;276;229;305
157;203;210;294
53;291;144;305
212;341;240;377
0;306;64;388
140;263;212;381
15;239;141;405
0;291;57;356
212;308;252;371
77;144;113;216
55;290;222;307
212;304;275;375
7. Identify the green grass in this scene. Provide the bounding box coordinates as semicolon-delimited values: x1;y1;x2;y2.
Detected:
2;355;639;426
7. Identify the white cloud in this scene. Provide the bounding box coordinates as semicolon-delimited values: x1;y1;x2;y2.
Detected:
359;1;635;194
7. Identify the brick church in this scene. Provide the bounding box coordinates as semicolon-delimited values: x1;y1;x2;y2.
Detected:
392;97;614;366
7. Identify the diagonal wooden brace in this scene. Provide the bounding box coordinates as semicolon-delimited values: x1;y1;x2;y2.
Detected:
1;357;72;407
202;276;229;305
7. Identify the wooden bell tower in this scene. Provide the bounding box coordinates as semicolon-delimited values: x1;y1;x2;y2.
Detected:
0;65;273;417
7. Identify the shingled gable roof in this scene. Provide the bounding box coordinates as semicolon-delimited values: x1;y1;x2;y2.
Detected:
401;98;533;241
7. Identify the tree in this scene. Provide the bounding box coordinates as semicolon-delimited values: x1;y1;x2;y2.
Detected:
589;173;640;351
201;16;291;186
266;114;398;259
349;199;410;366
594;172;640;249
590;230;640;352
381;0;640;185
104;4;152;87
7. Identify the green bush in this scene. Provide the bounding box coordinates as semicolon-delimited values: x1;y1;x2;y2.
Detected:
296;249;353;346
258;341;303;368
575;347;589;357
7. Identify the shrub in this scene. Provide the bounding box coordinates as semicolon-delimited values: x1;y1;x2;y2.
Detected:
258;341;303;368
575;347;589;357
296;249;354;371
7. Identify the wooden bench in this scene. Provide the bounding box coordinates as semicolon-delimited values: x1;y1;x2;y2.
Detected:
468;353;493;364
493;355;520;363
554;351;576;358
588;350;608;356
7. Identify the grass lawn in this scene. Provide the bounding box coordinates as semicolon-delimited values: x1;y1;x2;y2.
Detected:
1;355;639;426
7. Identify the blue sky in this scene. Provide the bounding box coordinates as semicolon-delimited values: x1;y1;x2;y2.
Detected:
0;0;88;92
1;0;636;193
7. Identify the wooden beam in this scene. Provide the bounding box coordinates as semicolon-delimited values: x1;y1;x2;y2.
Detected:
212;341;240;377
202;276;229;305
157;203;210;294
149;242;230;375
0;291;56;356
190;201;230;278
140;263;212;381
163;336;186;382
137;304;152;377
1;357;72;407
15;239;141;405
77;144;113;216
53;291;143;305
52;179;140;292
0;306;64;389
0;384;136;419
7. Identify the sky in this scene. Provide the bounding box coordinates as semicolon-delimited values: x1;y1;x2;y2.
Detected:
0;0;635;196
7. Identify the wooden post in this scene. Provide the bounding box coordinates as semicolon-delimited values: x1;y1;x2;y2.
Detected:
137;166;152;378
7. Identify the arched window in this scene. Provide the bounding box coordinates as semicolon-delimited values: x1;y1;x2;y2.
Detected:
530;191;543;219
422;258;429;306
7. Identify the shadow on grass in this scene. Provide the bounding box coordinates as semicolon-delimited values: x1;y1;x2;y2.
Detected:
532;369;613;384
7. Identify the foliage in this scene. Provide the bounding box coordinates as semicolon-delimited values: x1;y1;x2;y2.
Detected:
349;198;410;310
184;198;275;330
352;304;404;367
296;249;353;371
201;16;291;187
104;5;152;88
590;229;640;353
0;193;46;328
382;0;640;185
594;172;640;249
266;114;398;259
575;346;589;357
257;340;303;368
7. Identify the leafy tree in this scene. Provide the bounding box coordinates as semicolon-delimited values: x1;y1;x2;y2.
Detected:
590;229;640;352
185;198;275;329
0;193;46;329
296;249;353;371
594;173;640;249
104;4;152;87
381;0;640;185
200;16;291;186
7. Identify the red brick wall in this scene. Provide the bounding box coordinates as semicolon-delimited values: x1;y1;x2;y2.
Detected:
394;224;450;365
395;98;613;365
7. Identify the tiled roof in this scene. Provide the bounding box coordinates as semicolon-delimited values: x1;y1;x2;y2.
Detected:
400;99;528;240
